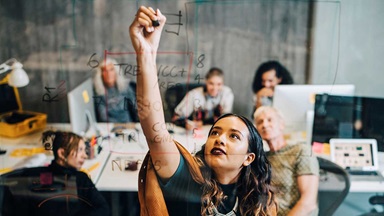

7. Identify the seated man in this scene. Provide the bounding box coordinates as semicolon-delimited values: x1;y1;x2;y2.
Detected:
172;67;234;130
93;58;138;123
254;106;319;216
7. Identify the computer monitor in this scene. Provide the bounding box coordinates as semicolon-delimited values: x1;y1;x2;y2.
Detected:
67;78;98;137
312;94;384;152
272;84;355;134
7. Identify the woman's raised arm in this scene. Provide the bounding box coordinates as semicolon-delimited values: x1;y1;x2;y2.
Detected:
129;6;180;179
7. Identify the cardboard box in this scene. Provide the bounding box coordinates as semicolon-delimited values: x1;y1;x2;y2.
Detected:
0;82;47;138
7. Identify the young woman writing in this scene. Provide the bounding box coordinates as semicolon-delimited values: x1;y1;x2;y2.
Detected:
130;6;276;216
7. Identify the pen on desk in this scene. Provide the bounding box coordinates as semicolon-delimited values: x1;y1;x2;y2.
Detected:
87;162;100;173
97;134;115;140
90;136;96;146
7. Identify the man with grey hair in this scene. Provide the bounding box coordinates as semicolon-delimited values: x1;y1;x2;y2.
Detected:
254;106;319;216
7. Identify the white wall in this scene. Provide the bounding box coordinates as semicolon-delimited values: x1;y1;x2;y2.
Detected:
310;0;384;98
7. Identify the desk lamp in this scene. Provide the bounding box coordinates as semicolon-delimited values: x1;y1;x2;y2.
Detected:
0;58;30;87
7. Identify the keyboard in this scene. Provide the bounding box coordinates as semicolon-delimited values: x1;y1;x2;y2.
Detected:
348;170;378;176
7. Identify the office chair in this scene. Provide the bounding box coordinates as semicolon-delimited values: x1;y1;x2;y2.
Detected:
0;167;92;216
317;156;351;216
359;195;384;216
164;82;204;121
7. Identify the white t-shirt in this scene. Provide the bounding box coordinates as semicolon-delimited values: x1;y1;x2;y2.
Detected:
174;86;234;119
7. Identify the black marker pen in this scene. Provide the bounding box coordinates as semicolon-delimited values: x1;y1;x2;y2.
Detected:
152;20;160;27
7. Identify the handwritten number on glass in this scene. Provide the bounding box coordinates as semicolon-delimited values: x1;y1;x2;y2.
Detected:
87;53;99;70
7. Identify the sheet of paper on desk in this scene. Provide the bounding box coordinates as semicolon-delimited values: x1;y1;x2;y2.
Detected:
12;153;48;169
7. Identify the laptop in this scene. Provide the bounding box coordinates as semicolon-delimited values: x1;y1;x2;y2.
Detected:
330;138;384;181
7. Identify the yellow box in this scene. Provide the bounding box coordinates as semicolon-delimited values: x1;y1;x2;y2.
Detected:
0;82;47;138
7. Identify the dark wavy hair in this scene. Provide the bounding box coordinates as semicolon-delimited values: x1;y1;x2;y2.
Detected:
195;113;275;215
252;61;294;93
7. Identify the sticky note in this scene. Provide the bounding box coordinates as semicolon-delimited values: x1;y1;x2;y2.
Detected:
82;90;90;103
312;142;323;154
323;143;330;155
309;93;316;105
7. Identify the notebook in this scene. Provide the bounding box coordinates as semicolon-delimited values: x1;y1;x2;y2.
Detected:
330;138;384;181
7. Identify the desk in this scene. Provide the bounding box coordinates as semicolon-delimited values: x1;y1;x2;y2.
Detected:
0;122;210;191
3;124;384;194
315;152;384;193
97;125;384;192
283;131;384;193
5;123;382;215
0;123;112;184
95;125;210;191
